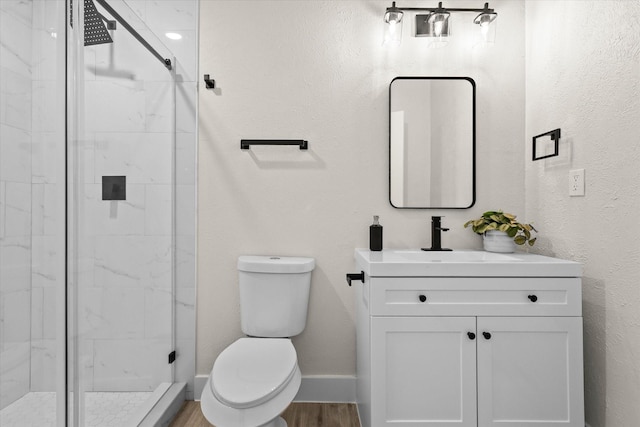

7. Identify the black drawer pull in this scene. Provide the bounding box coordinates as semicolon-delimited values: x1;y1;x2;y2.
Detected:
418;294;427;303
467;332;476;340
528;294;538;302
482;332;492;340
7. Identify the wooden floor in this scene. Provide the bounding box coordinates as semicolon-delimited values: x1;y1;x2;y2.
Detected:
169;401;361;427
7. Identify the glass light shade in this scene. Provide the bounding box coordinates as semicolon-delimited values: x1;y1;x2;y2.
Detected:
474;12;497;44
383;8;404;46
427;11;450;37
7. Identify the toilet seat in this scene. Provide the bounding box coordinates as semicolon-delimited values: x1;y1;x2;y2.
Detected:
211;338;298;409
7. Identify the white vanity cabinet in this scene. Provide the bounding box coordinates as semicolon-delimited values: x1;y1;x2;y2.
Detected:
354;250;585;427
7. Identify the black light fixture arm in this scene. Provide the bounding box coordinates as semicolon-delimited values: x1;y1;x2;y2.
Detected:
387;1;495;14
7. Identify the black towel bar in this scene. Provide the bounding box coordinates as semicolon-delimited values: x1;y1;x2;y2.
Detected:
240;139;308;150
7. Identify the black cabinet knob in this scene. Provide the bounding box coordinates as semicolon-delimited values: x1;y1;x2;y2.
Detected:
482;332;492;340
418;294;427;303
467;332;476;340
528;294;538;302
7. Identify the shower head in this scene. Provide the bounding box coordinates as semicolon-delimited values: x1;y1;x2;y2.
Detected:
84;0;113;46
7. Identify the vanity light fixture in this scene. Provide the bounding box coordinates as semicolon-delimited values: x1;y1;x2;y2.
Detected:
384;1;497;45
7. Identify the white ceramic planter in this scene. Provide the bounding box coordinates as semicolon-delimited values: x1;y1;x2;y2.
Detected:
483;230;517;253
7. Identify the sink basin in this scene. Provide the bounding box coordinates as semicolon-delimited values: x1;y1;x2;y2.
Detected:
390;250;520;263
355;249;582;277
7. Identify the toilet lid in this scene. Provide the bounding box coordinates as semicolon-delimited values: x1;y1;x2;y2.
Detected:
211;338;298;409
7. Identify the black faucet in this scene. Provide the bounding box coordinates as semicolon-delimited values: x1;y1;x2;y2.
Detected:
422;216;452;251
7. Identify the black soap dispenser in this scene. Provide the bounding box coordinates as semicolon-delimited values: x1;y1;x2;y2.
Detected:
370;215;383;251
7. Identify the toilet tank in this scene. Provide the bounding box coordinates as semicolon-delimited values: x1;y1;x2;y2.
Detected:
238;256;315;338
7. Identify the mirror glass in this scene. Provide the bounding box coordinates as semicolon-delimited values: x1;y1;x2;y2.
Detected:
389;77;476;208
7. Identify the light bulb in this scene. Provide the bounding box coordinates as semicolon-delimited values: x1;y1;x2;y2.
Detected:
434;20;444;37
427;12;450;38
383;7;403;46
474;11;497;43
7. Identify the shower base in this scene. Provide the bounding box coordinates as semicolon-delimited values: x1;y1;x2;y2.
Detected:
1;390;153;427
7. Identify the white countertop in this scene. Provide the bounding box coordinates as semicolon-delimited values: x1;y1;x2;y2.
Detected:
355;248;583;277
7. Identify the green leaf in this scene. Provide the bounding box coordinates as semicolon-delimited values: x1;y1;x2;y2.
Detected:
514;235;526;245
464;220;473;228
507;227;518;238
486;223;498;231
503;212;516;220
498;224;510;232
528;238;537;246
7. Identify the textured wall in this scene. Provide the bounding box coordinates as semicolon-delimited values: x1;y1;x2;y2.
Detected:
198;0;526;377
525;1;640;426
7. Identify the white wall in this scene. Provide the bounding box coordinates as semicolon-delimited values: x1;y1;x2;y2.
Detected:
198;0;525;379
525;1;640;426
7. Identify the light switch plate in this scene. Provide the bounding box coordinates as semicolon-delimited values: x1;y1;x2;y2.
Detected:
569;169;585;197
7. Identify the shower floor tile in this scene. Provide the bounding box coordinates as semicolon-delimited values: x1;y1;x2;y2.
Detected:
0;391;153;427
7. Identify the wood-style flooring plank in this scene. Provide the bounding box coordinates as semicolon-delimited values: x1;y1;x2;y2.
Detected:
169;401;361;427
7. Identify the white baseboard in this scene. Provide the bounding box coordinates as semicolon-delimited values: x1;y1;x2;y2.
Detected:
294;375;356;403
194;375;208;400
194;374;356;403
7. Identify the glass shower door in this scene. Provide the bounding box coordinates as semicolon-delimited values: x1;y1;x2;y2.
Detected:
67;0;176;424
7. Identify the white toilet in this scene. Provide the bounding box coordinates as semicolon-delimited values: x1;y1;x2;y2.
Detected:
200;255;315;427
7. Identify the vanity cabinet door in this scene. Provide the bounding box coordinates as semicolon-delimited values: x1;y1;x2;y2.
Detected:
371;317;477;427
476;317;584;427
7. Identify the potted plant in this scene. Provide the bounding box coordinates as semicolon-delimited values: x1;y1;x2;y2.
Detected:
464;210;537;253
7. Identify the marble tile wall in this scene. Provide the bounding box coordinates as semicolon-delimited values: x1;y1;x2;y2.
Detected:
74;0;197;396
0;0;35;410
29;0;65;396
140;0;198;400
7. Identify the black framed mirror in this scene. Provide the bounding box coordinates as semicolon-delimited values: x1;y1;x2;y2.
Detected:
389;77;476;209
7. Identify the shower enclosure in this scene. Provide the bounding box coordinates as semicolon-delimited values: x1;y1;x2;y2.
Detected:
1;0;197;425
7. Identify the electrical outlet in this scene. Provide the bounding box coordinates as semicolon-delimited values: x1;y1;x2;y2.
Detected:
569;169;585;197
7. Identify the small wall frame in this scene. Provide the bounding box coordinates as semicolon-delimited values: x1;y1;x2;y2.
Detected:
532;128;561;161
